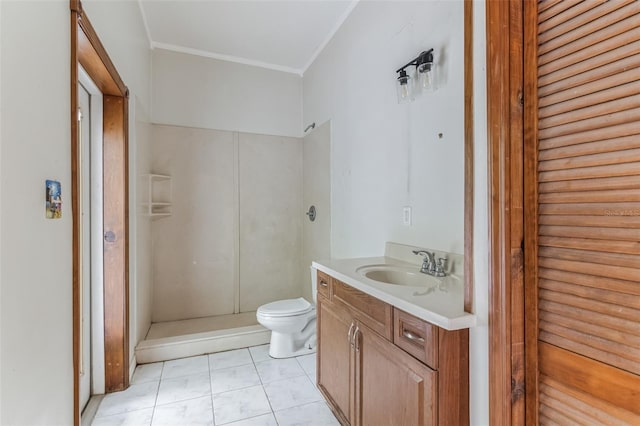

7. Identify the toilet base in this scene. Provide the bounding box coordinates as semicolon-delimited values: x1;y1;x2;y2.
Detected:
268;330;317;359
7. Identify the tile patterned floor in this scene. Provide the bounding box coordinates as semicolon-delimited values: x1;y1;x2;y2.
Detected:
91;344;339;426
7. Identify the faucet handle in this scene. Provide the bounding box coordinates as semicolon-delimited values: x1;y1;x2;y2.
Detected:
413;250;435;260
435;258;447;275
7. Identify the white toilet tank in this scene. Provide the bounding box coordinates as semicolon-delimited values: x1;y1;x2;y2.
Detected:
310;266;318;303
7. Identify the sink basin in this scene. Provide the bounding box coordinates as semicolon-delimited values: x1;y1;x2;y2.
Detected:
356;265;441;287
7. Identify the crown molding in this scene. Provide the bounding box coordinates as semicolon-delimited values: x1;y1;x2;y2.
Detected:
152;42;303;76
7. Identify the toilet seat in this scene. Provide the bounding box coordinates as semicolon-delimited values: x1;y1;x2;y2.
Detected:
257;297;313;318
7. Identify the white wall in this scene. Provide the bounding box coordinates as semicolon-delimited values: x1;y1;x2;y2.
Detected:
303;1;465;258
1;2;73;423
302;1;489;424
152;49;302;138
0;1;151;423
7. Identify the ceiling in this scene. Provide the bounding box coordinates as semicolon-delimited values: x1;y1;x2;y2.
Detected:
138;0;358;75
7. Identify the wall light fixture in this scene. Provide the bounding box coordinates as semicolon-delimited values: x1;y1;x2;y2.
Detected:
395;48;436;103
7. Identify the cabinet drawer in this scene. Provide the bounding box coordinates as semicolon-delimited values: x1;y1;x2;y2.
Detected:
394;308;438;369
332;279;392;340
316;270;331;300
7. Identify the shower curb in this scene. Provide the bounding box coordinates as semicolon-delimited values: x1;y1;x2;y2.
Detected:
135;324;270;364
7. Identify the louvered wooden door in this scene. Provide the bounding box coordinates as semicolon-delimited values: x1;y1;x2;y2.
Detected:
525;0;640;424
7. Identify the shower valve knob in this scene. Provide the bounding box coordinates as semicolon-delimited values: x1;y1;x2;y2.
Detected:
306;205;316;222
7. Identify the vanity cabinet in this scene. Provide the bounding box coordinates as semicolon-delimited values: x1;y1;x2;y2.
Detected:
356;321;437;425
317;296;353;423
316;271;469;426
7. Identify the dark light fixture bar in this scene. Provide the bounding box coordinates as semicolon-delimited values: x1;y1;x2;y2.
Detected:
395;48;436;103
396;49;434;75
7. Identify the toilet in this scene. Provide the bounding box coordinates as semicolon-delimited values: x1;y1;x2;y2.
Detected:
256;268;318;358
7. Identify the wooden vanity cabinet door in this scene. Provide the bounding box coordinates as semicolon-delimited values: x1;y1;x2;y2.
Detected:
355;322;437;426
317;294;353;424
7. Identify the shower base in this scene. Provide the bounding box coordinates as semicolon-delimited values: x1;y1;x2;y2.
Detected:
135;311;270;364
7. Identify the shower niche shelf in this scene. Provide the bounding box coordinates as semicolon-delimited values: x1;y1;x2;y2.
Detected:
143;174;172;217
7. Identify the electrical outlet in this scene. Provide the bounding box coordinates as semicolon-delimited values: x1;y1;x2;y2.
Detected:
403;206;412;226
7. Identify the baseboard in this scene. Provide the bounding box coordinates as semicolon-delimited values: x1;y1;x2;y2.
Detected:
80;394;104;426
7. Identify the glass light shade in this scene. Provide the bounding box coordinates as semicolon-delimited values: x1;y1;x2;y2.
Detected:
396;69;413;104
415;63;437;94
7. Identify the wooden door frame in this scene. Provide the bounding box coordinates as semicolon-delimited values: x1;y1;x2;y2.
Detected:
502;1;640;423
71;1;130;424
486;0;526;425
522;1;539;423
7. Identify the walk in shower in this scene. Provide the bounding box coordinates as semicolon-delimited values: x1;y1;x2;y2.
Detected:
135;122;330;363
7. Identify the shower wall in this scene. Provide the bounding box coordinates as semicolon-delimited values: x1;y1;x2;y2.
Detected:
302;121;331;302
239;133;303;311
150;124;303;322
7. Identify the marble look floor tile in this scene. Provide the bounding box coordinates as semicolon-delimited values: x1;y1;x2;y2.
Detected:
224;413;278;426
295;354;316;382
263;375;322;412
131;362;164;384
91;407;153;426
248;344;271;363
156;372;211;406
152;395;214;426
274;401;340;426
209;348;253;371
254;358;305;384
161;355;209;379
212;385;272;425
95;381;159;418
210;364;261;394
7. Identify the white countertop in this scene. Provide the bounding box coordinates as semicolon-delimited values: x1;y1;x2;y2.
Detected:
312;256;476;331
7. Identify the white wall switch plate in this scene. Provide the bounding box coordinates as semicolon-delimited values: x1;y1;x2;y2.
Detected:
403;206;412;226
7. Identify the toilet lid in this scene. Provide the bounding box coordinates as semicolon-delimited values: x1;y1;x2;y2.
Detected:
258;298;313;317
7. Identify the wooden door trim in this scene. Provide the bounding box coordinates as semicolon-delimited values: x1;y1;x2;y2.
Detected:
486;0;525;424
102;94;130;393
71;1;129;424
71;0;126;96
522;0;539;424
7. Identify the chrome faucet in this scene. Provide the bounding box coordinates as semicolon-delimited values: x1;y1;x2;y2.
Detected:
412;250;447;277
412;250;435;273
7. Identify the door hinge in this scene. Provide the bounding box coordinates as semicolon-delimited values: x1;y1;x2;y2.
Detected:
77;107;83;122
